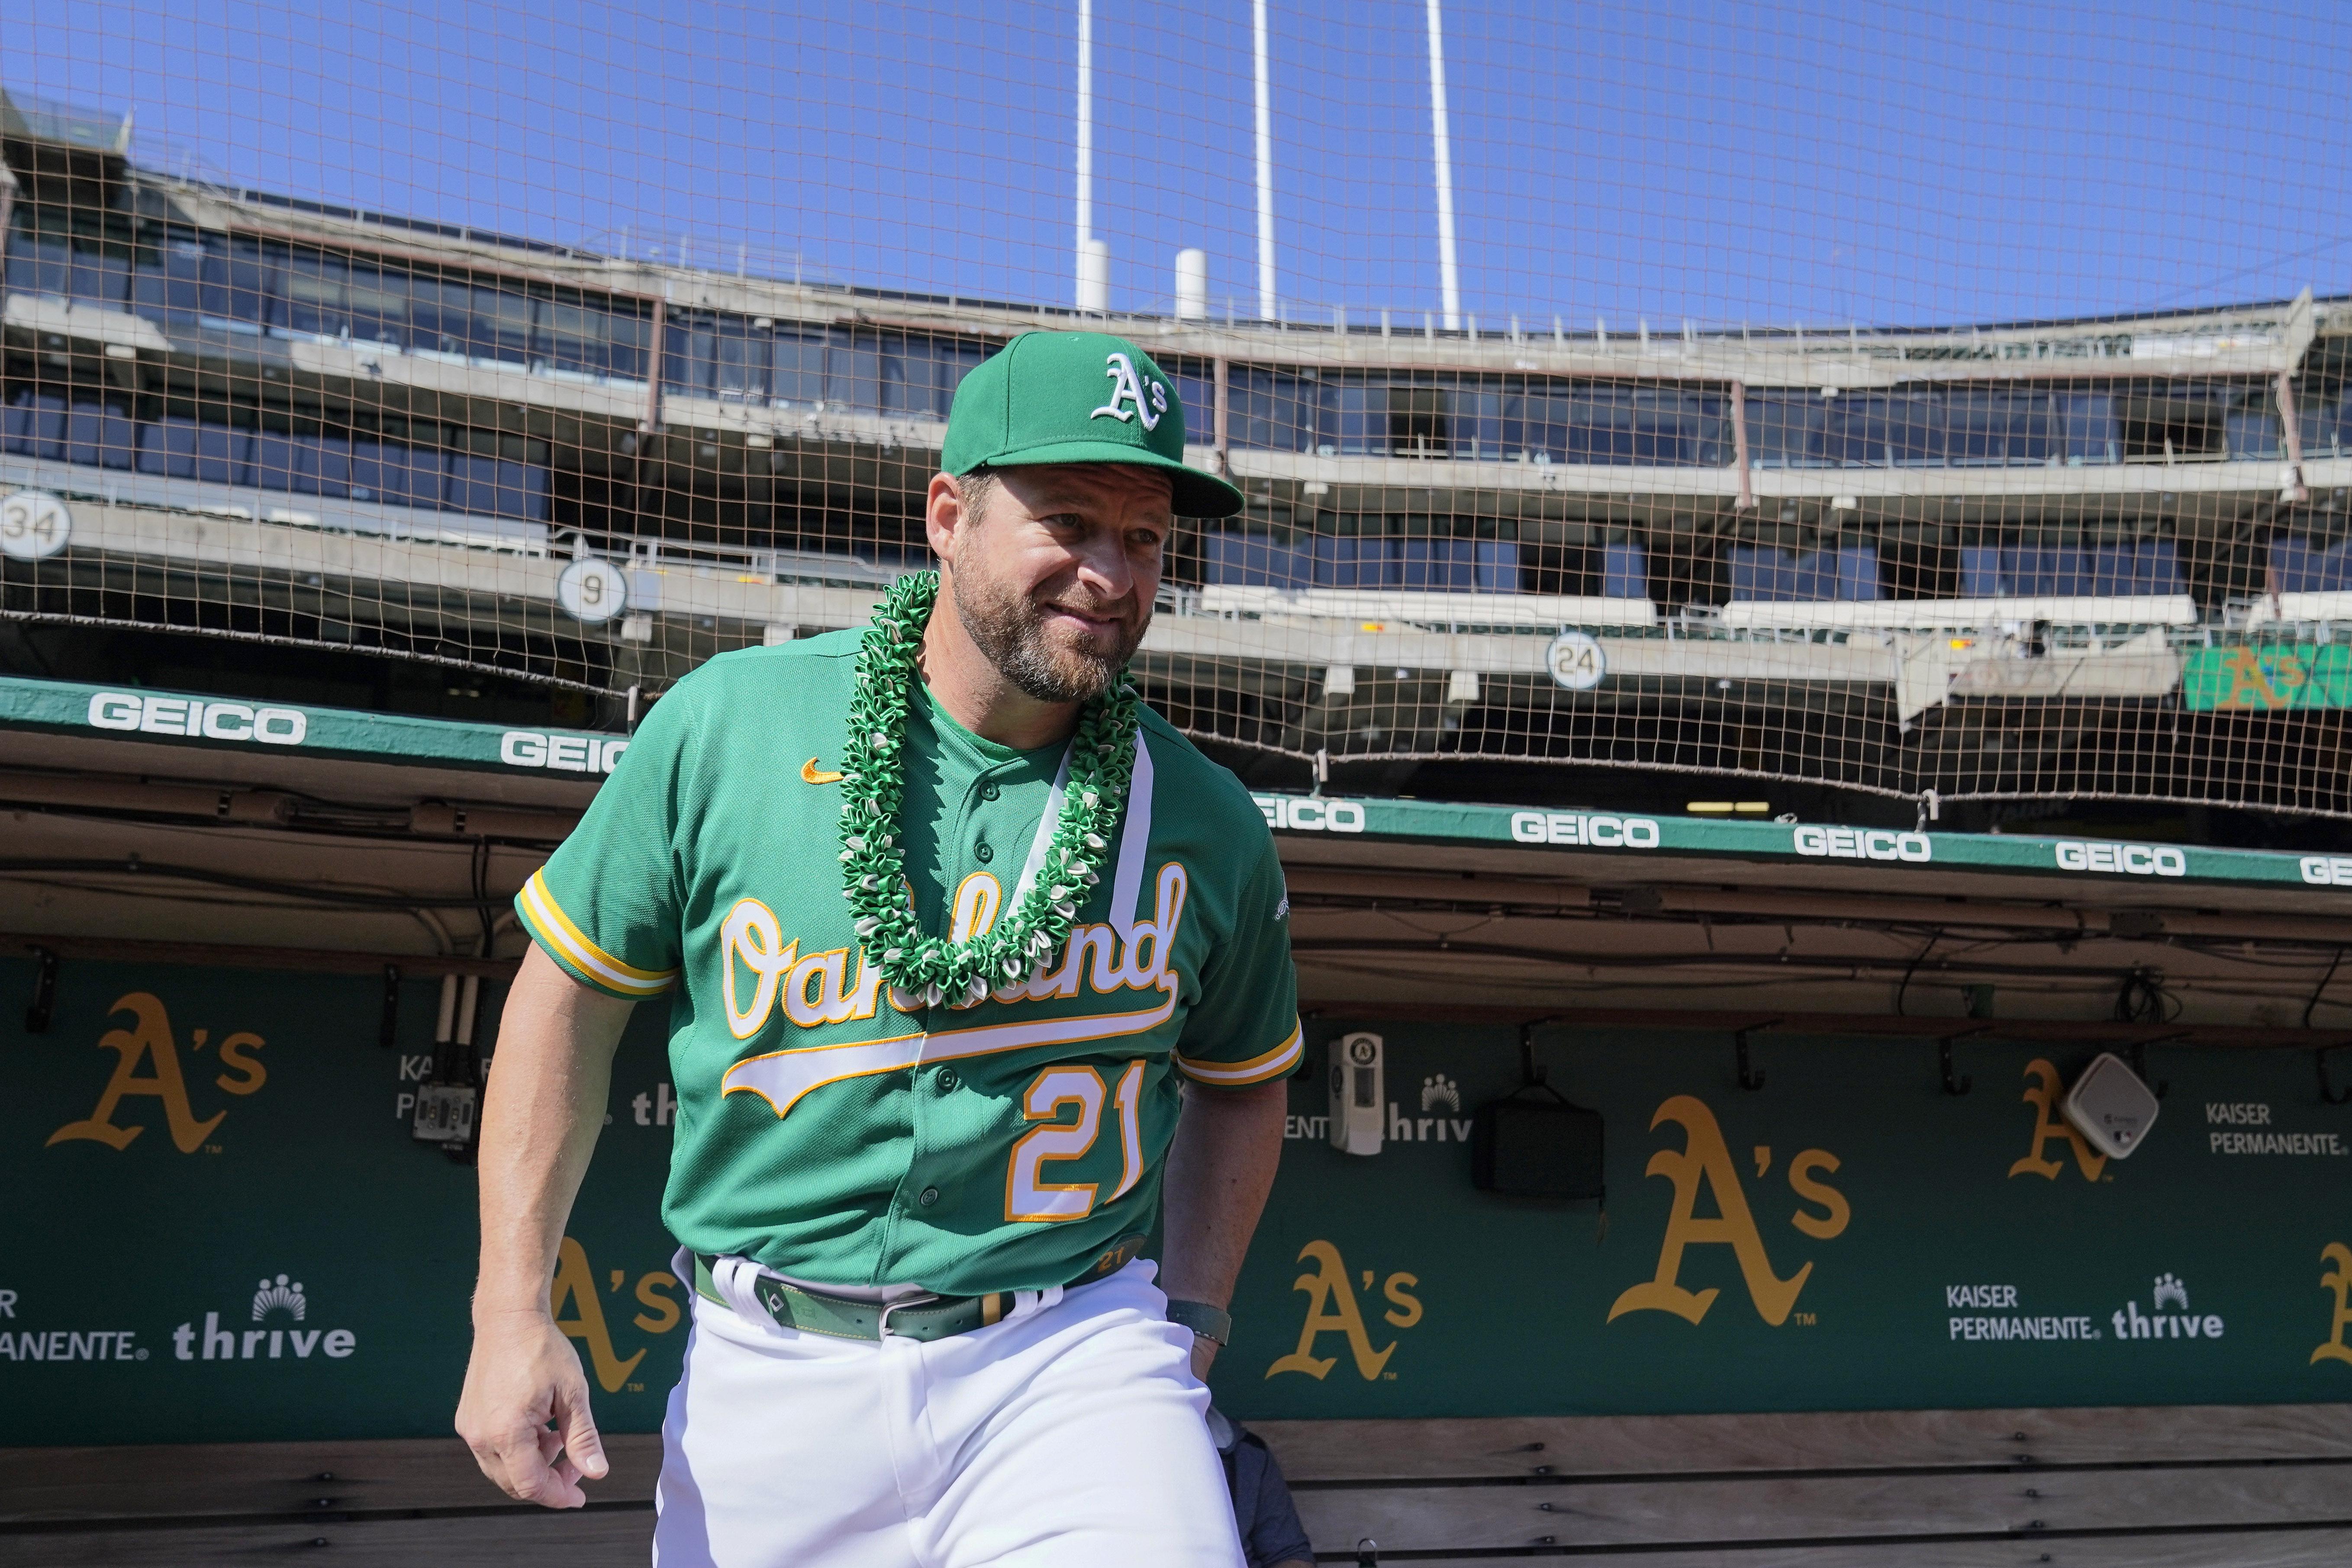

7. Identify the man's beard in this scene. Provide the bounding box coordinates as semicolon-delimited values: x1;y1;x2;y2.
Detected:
950;567;1145;704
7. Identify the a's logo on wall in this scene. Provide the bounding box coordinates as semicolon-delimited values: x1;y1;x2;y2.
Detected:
46;992;267;1154
1608;1095;1851;1328
2008;1059;2107;1183
1419;1075;1460;1112
1264;1240;1422;1382
251;1274;306;1322
549;1236;685;1394
173;1271;352;1363
2315;1243;2352;1368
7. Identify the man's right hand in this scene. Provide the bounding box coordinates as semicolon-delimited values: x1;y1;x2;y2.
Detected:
455;1307;611;1508
456;946;637;1507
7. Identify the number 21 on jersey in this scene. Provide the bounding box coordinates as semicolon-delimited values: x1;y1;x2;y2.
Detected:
1005;1061;1147;1222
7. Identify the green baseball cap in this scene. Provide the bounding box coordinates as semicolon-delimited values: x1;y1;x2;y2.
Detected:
941;330;1244;518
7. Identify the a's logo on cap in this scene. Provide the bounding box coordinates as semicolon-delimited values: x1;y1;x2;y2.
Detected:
1089;351;1168;431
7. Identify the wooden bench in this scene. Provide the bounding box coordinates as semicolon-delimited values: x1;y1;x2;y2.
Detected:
1256;1404;2352;1565
6;1404;2349;1565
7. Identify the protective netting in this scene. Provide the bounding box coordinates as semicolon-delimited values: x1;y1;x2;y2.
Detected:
7;4;2352;813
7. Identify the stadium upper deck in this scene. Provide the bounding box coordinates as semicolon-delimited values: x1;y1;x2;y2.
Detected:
8;91;2352;816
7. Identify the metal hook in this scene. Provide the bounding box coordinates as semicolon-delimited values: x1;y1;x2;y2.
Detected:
2321;1044;2352;1107
1935;1024;1994;1097
377;964;403;1050
1735;1020;1779;1091
1518;1016;1561;1087
1940;1033;1975;1096
23;946;59;1034
2126;1032;2184;1100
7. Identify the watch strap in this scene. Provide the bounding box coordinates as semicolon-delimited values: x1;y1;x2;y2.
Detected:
1165;1297;1233;1346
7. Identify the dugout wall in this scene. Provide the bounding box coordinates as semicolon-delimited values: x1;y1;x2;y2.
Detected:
6;683;2352;1561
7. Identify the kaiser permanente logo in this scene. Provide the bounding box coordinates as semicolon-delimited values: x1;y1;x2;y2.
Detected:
173;1272;357;1364
0;1286;148;1364
1944;1273;2224;1346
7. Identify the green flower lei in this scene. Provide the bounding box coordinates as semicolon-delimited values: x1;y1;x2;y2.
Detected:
838;570;1141;1008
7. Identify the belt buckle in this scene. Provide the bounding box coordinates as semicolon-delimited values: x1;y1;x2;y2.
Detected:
875;1291;943;1339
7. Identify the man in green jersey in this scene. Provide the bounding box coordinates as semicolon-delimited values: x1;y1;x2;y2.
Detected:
456;329;1301;1567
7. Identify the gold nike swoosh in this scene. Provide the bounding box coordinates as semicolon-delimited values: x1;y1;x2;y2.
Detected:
801;757;844;786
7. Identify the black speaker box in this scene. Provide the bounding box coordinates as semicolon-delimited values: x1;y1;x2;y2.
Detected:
1471;1088;1605;1200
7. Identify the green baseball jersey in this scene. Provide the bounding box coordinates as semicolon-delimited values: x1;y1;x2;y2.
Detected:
516;631;1302;1297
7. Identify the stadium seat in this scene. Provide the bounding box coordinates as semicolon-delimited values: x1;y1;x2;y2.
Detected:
1203;531;1313;590
1959;542;2184;598
1394;538;1480;591
1202;532;1606;599
1312;534;1394;588
1473;540;1521;592
3;388;69;459
2269;535;2352;595
1601;540;1648;599
1728;544;1883;602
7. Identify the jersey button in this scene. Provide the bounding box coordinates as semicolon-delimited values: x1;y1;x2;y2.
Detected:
979;781;1000;802
936;1068;959;1092
974;841;994;864
918;1186;941;1207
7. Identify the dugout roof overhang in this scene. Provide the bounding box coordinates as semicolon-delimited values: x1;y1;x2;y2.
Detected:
4;669;2347;903
8;672;2352;1031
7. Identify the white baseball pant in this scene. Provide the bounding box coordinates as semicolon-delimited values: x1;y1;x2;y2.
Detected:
649;1257;1247;1568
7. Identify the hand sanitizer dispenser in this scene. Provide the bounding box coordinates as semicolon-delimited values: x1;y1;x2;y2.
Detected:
1328;1032;1384;1156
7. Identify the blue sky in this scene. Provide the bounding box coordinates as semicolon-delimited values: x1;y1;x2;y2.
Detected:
7;0;2351;327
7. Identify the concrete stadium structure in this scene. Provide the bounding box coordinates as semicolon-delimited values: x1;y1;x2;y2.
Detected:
10;89;2352;815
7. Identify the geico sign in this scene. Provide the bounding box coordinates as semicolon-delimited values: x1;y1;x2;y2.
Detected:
1255;795;1366;833
501;731;630;775
1793;826;1933;863
2054;840;2187;877
2301;856;2352;886
1510;811;1662;849
87;691;306;745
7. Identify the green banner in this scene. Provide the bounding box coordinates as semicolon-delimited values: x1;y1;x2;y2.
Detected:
0;674;628;778
2183;644;2352;711
1231;1022;2352;1418
6;958;2352;1442
1250;791;2352;892
9;671;2351;892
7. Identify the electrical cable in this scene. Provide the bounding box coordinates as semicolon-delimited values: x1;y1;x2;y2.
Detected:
2306;946;2347;1029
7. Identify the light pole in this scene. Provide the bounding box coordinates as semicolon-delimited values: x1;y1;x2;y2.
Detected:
1075;0;1105;310
1424;0;1462;331
1253;0;1277;320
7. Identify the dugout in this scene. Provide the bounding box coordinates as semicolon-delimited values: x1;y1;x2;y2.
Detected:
4;674;2352;1565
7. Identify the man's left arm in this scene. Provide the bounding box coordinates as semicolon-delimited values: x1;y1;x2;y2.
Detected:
1158;1076;1288;1378
1159;828;1302;1378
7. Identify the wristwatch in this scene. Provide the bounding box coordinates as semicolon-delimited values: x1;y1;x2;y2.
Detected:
1165;1298;1232;1346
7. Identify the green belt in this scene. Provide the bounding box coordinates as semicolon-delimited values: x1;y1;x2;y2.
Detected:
693;1233;1148;1344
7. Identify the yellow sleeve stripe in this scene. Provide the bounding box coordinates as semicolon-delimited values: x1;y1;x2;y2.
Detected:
518;870;676;997
1175;1021;1304;1086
